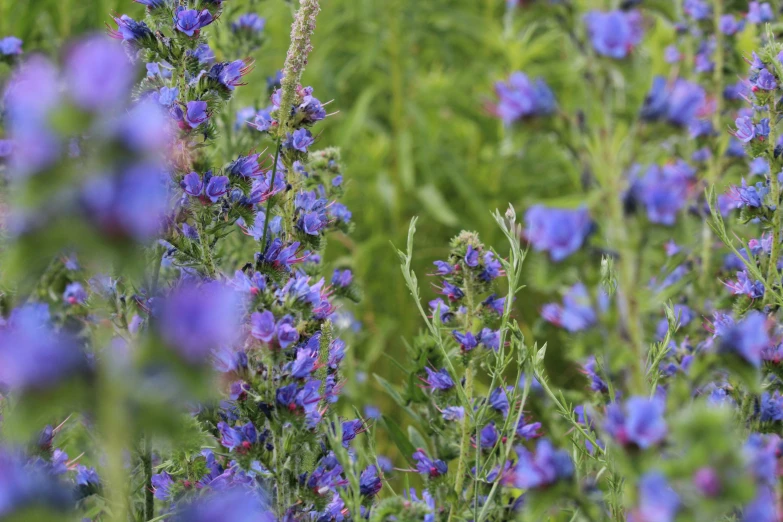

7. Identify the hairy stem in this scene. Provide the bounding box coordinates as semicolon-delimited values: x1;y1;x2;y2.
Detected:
194;217;216;278
765;102;781;306
449;358;475;522
143;435;154;521
259;134;283;249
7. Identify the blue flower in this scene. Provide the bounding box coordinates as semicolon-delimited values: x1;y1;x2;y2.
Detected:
734;117;756;142
0;36;22;56
583;10;643;59
452;330;478;351
754;68;778;90
716;311;770;368
250;310;275;343
604;396;667;448
630;472;680;522
63;282;87;305
492;72;556;124
412;449;448;478
232;13;265;33
331;269;353;287
542;283;596;332
173;7;214;37
286;128;315;152
170;487;274;522
209;60;253;91
188;43;215;65
65;35;133;111
159;282;240;364
421;367;454;391
524;205;592;261
109;15;154;43
508;438;573;489
718;14;744;35
359;466;382;497
748;2;774;23
181;171;230;203
157;86;178;107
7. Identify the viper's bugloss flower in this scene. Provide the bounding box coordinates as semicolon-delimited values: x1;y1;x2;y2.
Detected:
422;367;454;391
452;330;478;351
232;13;265;33
174;100;209;129
743;434;778;486
442;406;465;421
491;72;555;124
718;15;745;35
218;421;258;452
359;466;382;497
726;271;765;300
252;108;275;131
716;312;770;368
583;10;643;59
742;488;778;522
582;356;609;393
227;154;263;178
629;472;680;522
331;269;353;288
631;161;694;225
188;43;215;65
753;68;777;91
0;304;85;392
748;2;774;23
729;179;768;208
173;7;214;37
0;450;75;517
257;238;306;271
63;282;87;305
757;391;783;422
524;205;591;261
641;76;706;127
65;35;133;111
159;281;240;364
684;0;710;19
0;36;22;55
413;449;448;478
82;163;171;240
507;439;573;489
170;486;274;522
151;472;174;501
516;416;542;440
181;171;230;203
108;15;154;43
542;283;596;332
135;0;167;7
298;87;326;123
209;60;253;91
604;396;667;448
286;128;315;152
156;86;178;107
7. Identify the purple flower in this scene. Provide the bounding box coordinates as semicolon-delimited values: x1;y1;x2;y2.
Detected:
718;14;744;35
604;396;667;448
442;406;465;421
359;466;382;497
717;311;770;368
491;72;556;124
331;269;353;287
734;117;756;143
633;162;693;225
452;330;478;351
250;311;275;342
755;68;778;91
188;44;215;65
157;86;178;107
75;465;100;488
524;205;592;261
0;304;85;392
541;283;596;331
232;13;266;33
183;100;209;128
489;387;510;415
743;488;778;522
217;421;258;452
507;439;573;489
726;271;765;300
170;487;274;522
641;77;706;127
63;282;87;305
227;154;263;178
151;472;174;500
290;347;316;378
277;319;300;348
0;36;22;56
65;36;133;111
748;2;774;23
478;328;500;350
173;7;214;36
421;367;454;391
693;467;721;497
108;15;154;43
276;383;298;410
582;356;609;393
516;416;542;440
478;422;499;448
181;172;230;203
209;60;252;91
584;10;643;59
412;449;448;478
0;449;74;516
159;282;240;364
629;472;680;522
286;129;315;152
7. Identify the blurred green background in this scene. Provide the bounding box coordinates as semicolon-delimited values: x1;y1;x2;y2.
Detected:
0;0;598;406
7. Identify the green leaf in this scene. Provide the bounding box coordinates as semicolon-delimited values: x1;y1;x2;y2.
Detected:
416;184;458;227
383;415;416;467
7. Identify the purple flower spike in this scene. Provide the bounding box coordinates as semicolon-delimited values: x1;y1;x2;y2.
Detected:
173;7;214;37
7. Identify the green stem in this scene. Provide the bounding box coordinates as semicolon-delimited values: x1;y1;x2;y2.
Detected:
700;0;724;292
765;105;781;306
194;217;216;278
448;358;475;522
143;435;154;521
259;135;283;249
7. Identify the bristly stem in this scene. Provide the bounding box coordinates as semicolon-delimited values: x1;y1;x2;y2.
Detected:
765;101;781;306
448;358;475;522
700;0;724;292
259;134;283;250
143;435;154;521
